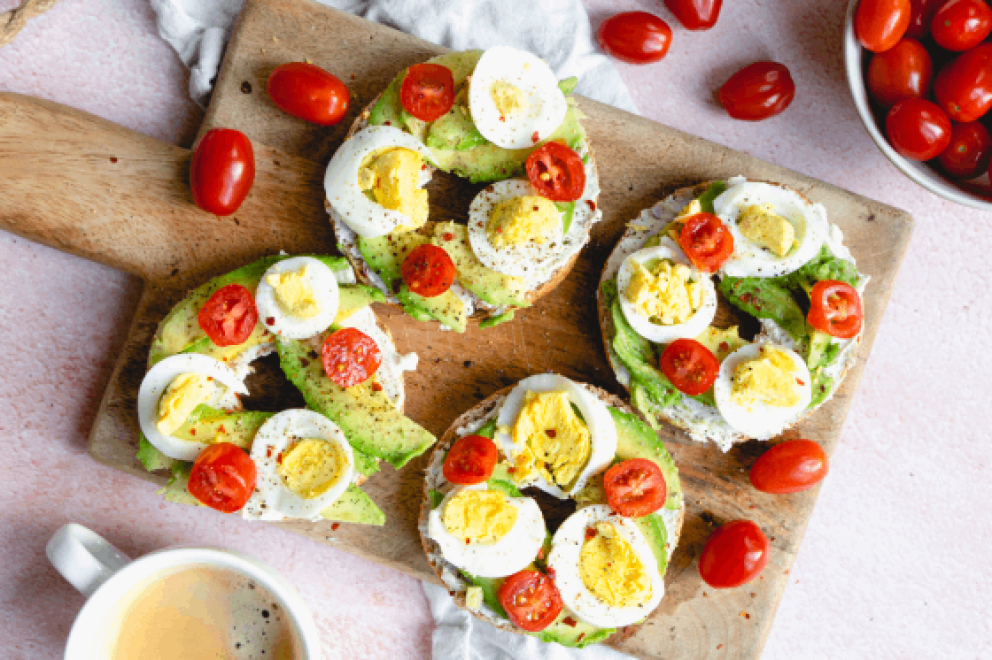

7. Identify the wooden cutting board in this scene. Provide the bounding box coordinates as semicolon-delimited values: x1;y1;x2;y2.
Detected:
0;1;912;657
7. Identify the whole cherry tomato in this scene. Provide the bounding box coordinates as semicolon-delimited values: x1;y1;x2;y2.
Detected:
267;62;350;126
497;570;563;632
665;0;723;30
659;339;720;395
699;520;770;589
402;244;456;298
188;443;257;513
938;121;992;177
442;435;499;485
597;12;673;64
679;212;735;271
198;284;258;347
886;97;952;159
808;280;864;338
604;459;668;517
855;0;912;52
749;439;829;494
905;0;943;38
867;39;934;108
400;63;455;122
931;0;992;51
189;129;255;216
933;43;992;122
322;327;382;387
525;142;587;201
718;62;796;121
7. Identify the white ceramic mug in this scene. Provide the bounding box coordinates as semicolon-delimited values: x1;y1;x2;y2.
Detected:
47;523;322;659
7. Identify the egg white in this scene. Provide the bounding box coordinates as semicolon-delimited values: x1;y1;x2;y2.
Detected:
242;409;356;521
427;485;546;578
323;125;435;239
495;374;617;499
715;181;828;278
255;256;340;340
468;46;568;150
713;343;812;439
548;505;665;628
338;306;417;408
136;354;249;461
616;241;717;345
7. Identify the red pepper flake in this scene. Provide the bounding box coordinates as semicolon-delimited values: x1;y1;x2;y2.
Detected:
109;156;118;164
266;447;273;458
507;467;516;474
586;200;596;211
537;547;545;560
331;523;341;531
741;294;754;305
533;205;539;212
189;429;196;436
218;426;226;433
265;317;275;326
443;232;454;241
584;527;597;540
563;616;577;628
371;382;383;392
719;342;729;352
531;130;540;143
300;358;310;367
276;452;284;465
465;538;471;545
770;536;776;541
717;644;724;650
577;633;585;643
796;378;806;386
545;429;557;438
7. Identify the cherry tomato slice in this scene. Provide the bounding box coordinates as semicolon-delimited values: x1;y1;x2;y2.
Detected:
198;284;259;347
664;0;722;30
321;327;382;387
808;280;864;339
402;244;456;298
267;62;350;126
855;0;912;52
658;339;720;396
525;141;587;202
442;435;499;485
188;443;257;513
497;570;563;632
597;12;673;64
932;0;992;51
679;213;735;272
604;458;668;517
699;520;770;589
905;0;943;39
400;64;455;122
718;62;796;121
938;121;992;178
885;97;952;160
750;439;829;494
189;128;255;216
867;39;933;108
933;43;992;123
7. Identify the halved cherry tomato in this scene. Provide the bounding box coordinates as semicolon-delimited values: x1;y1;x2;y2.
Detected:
931;0;992;51
497;570;563;632
189;128;255;216
938;121;992;177
933;43;992;122
679;213;735;272
321;327;382;387
665;0;722;30
442;435;499;485
525;141;586;202
400;64;454;122
188;443;257;513
808;280;864;339
198;284;258;347
905;0;943;38
699;520;769;589
885;97;952;160
604;459;668;517
718;62;796;121
749;439;829;494
855;0;912;52
267;62;350;126
597;12;673;64
402;244;456;297
867;39;933;108
659;339;720;396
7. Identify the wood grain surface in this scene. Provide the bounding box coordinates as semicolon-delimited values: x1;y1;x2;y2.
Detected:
0;1;912;657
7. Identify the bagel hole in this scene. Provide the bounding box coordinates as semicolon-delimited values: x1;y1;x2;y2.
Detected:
241;353;306;412
521;487;577;536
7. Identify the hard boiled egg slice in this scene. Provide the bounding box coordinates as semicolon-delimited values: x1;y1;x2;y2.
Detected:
495;374;617;499
468;46;568;150
713;343;812;439
427;485;546;578
617;241;717;344
548;505;665;628
323;125;434;239
137;354;249;461
715;181;828;278
242;409;355;521
255;256;340;340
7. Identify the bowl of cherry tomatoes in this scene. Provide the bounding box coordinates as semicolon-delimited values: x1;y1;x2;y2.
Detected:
845;0;992;209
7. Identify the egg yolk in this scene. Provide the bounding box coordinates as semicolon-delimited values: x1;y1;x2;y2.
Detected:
156;373;215;436
277;438;347;500
625;259;704;325
266;265;322;320
511;391;591;490
358;147;429;232
732;346;800;408
737;204;796;257
442;489;518;545
579;522;653;608
486;196;560;249
489;81;529;117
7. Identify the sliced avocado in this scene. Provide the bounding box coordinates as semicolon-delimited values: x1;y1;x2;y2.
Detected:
487;479;523;499
426;106;487;151
697;181;727;214
171;407;273;451
459;572;508;618
558;77;579;95
695;325;748;362
479;310;515;328
609;406;682;511
781;245;861;291
358;232;429;291
397;286;468;333
320;484;386;525
537;613;615;649
429;489;445;509
807;328;833;369
336;284;386;323
158;462;201;506
719;276;810;352
179;323;272;366
431;223;530;308
137;436;175;472
632;512;669;576
556;201;576;235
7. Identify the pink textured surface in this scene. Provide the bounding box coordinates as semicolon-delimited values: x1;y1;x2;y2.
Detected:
0;0;989;659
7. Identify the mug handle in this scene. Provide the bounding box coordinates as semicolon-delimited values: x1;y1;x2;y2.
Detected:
46;524;131;597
